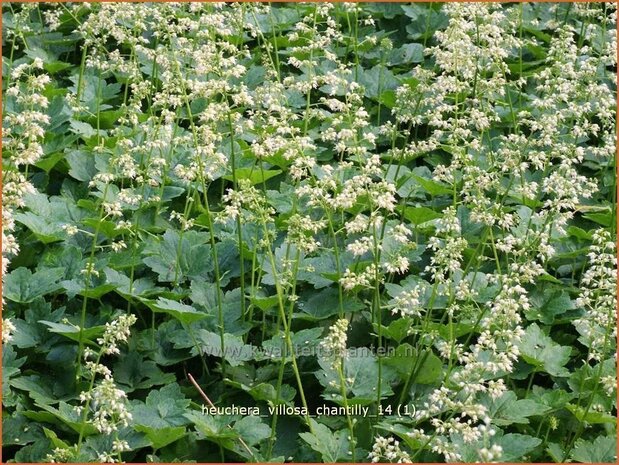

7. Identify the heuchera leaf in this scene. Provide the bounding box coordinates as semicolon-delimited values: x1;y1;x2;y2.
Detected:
141;297;207;325
484;391;551;426
299;419;350;463
570;436;616;463
519;323;571;377
130;383;191;430
4;267;64;303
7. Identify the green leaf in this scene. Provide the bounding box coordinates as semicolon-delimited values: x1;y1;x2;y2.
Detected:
134;425;186;450
356;64;400;99
137;320;192;367
61;276;117;299
566;403;617;424
583;212;612;227
39;320;105;344
384;345;443;384
377;318;412;344
45;61;73;74
10;375;60;405
568;359;615;395
519;323;571;377
4;267;64;303
189;283;248;334
65;149;96;181
114;351;176;392
571;436;616;463
451;430;541;462
567;226;593;241
497;434;542;461
364;3;403;18
260;328;324;361
130;383;191;430
299;419;350;463
317;349;396;402
183;411;263;460
105;268;160;299
42;427;70;450
546;442;566;462
69;119;97;138
184;412;238;441
81;218;121;239
374;421;424;451
378;89;397;109
412;174;452;196
484;391;550;426
35;151;67;173
141;297;207;325
261;244;342;289
526;290;575;324
13;439;55;462
399;206;442;225
3;346;27;392
402;3;448;40
11;318;40;349
249;294;280;311
232;416;271;446
266;188;295;213
2;413;45;446
223;168;282;185
78;429;151;460
143;229;213;283
225;379;296;404
10;183;62;227
389;43;424;65
297;287;363;320
529;386;574;410
32;402;98;436
195;330;255;366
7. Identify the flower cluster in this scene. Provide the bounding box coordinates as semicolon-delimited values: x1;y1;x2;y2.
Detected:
97;314;138;356
368;436;411;463
2;318;16;344
320;318;350;363
2;58;49;275
574;230;617;362
79;377;132;435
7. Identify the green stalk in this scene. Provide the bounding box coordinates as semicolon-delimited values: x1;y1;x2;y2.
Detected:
266;248;301;459
336;357;356;461
76;350;104;455
227;112;247;321
259;217;314;435
173;57;227;379
75;176;108;378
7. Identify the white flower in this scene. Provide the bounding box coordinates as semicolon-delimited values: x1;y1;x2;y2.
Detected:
391;286;423;318
347;236;374;257
320;318;349;362
368;436;411;463
85;376;132;434
62;224;79;236
479;444;503;462
2;319;16;344
97;313;138;355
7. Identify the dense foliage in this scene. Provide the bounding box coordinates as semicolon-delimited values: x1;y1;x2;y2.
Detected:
2;2;617;463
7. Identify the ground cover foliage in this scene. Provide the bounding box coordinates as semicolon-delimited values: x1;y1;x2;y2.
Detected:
1;2;617;463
